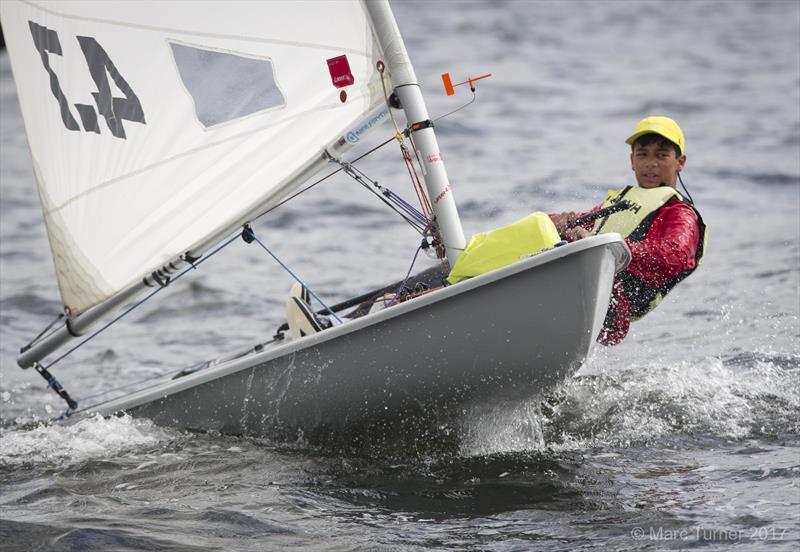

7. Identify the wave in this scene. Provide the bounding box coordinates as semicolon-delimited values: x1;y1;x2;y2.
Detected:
0;414;178;468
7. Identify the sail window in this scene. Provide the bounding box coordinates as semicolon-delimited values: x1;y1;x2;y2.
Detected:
170;43;285;127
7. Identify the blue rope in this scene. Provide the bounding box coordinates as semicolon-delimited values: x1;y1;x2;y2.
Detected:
341;161;430;233
250;234;343;324
44;232;242;370
383;189;429;227
387;245;424;307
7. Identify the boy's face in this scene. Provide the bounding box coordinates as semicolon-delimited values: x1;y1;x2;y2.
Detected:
630;141;686;189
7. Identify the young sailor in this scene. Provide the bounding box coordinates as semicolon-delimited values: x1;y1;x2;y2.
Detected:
550;116;707;345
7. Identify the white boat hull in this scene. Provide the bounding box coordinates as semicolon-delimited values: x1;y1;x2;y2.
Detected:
83;234;629;439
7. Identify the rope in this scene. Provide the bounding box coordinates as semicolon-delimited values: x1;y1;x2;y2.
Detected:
433;89;477;123
386;245;424;307
333;159;429;234
253;63;481;225
252;136;396;222
401;143;433;221
398;138;446;264
43;232;242;370
381;188;429;227
21;313;65;353
80;373;169;405
248;232;343;324
346;161;429;227
53;366;184;420
378;60;404;144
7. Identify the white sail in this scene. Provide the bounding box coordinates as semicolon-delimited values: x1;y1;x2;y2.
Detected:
1;0;386;315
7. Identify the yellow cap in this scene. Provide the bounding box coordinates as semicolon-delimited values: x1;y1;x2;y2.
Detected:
625;116;685;155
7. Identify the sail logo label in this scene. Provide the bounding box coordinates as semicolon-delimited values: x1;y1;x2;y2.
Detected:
326;55;354;88
346;108;388;144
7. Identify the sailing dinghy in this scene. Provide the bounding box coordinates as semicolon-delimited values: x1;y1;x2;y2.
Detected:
3;0;630;439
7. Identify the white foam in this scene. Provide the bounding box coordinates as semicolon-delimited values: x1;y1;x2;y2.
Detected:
547;354;800;449
0;413;177;467
454;353;799;455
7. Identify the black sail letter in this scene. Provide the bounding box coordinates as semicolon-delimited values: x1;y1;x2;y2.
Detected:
76;36;146;139
28;21;80;131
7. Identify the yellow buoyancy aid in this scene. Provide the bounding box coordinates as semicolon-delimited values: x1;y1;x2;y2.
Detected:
592;185;707;319
446;212;561;285
592;186;681;238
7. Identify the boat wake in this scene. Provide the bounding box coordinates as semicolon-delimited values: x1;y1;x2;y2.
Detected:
459;351;799;457
0;414;178;468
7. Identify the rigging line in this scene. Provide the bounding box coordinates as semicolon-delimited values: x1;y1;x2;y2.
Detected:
397;139;446;263
82;374;166;404
71;341;283;416
404;133;442;254
351;180;427;233
432;89;478;123
248;232;343;324
50;359;185;419
386;245;424;307
250;88;475;227
406;132;427;182
345;161;428;224
43;232;242;371
345;162;429;227
378;60;405;143
350;171;427;234
382;189;429;227
52;363;193;420
335;161;427;234
246;85;479;233
400;143;433;220
255;75;475;226
21;313;65;353
253;135;396;221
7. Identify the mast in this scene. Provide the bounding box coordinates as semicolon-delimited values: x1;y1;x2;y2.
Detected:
365;0;467;264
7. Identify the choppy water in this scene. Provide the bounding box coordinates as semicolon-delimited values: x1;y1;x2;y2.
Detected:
2;1;799;550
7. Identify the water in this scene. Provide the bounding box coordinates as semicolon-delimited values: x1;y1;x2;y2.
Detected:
1;0;799;550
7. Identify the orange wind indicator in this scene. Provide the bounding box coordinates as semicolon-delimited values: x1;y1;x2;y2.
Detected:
441;72;493;96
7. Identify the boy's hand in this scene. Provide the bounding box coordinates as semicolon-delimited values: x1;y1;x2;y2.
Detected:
564;226;591;241
549;212;577;234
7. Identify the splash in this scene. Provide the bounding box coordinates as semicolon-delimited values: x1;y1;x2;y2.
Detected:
453;352;799;455
544;354;800;448
0;413;178;467
458;400;545;457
